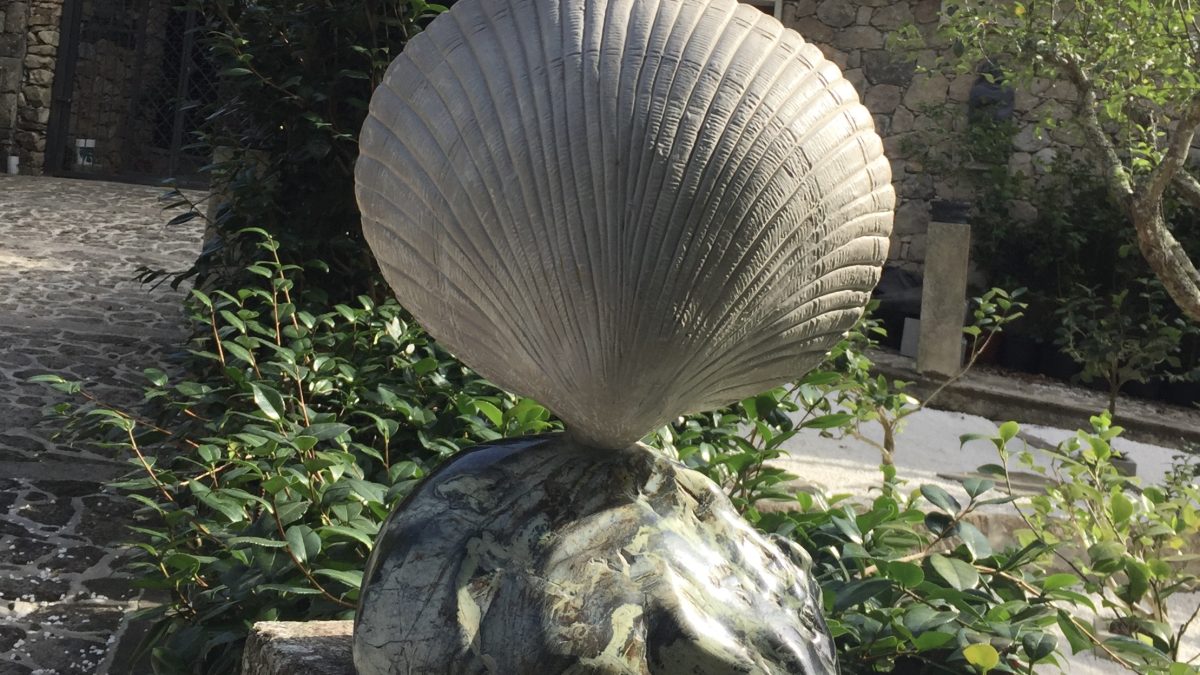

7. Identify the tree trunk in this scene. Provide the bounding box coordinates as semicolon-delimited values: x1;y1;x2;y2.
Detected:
1130;199;1200;323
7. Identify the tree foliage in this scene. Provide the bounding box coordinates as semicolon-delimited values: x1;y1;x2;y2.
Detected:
907;0;1200;321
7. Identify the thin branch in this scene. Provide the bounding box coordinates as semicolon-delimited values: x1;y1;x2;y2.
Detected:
1043;51;1136;204
1174;168;1200;210
1145;96;1200;204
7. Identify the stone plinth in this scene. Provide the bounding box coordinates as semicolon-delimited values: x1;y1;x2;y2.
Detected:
917;221;971;376
241;621;354;675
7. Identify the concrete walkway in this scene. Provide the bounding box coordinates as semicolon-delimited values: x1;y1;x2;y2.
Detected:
0;176;202;674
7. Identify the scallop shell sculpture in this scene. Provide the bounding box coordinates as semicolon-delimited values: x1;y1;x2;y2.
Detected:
356;0;894;449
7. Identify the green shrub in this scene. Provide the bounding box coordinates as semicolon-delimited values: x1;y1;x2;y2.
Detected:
1056;278;1200;413
149;0;445;297
40;234;1196;674
974;414;1200;668
39;232;557;673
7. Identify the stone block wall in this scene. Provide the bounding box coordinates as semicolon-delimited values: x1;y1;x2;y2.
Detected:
0;1;31;159
0;0;61;172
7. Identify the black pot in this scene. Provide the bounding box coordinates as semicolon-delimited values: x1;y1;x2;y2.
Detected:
1162;380;1200;408
999;335;1041;374
1123;379;1163;402
1036;344;1082;381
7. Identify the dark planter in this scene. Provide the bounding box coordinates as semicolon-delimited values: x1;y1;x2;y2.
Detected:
1163;380;1200;408
1036;344;1082;381
1123;379;1163;402
972;333;1003;365
999;335;1041;374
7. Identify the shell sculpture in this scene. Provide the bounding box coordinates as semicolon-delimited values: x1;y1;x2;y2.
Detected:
355;0;894;449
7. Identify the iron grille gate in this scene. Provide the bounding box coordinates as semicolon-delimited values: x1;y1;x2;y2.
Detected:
46;0;215;185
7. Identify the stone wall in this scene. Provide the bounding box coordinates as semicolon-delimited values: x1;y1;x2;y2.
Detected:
780;0;1200;274
0;0;61;172
783;0;981;273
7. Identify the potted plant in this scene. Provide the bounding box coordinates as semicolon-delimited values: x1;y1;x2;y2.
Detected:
1055;278;1197;415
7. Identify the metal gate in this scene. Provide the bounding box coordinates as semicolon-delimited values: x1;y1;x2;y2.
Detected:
45;0;214;185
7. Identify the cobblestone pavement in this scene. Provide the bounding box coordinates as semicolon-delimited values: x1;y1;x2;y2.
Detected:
0;176;203;674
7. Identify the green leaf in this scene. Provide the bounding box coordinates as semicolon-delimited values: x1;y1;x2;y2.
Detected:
1057;610;1094;653
930;554;980;590
305;423;351;440
998;421;1019;442
962;643;999;673
227;536;287;549
832;579;892;612
955;521;992;560
912;631;955;651
962;477;994;498
250;384;285;421
313;568;363;591
1022;633;1057;663
1040;573;1080;591
473;400;503;427
412;357;438;375
1110;492;1134;524
884;561;924;588
285;524;321;564
921;485;962;514
1087;541;1126;574
188;481;246;524
319;525;374;549
802;413;854;430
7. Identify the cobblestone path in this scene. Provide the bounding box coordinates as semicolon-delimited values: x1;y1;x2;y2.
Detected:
0;176;203;674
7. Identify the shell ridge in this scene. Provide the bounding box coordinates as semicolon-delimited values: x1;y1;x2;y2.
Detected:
617;0;679;352
674;45;826;348
624;0;737;349
368;61;560;373
570;0;614;384
648;12;774;339
696;91;878;326
389;41;518;314
356;164;522;326
510;0;589;381
357;99;503;319
551;0;607;387
619;0;705;317
637;8;755;339
438;8;556;348
455;2;582;366
596;0;639;368
661;35;803;367
710;127;889;339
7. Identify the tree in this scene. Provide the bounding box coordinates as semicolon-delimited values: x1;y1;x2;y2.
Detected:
909;0;1200;321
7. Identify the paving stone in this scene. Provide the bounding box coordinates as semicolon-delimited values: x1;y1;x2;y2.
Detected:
0;175;203;673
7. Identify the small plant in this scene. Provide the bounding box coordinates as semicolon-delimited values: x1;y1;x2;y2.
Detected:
965;414;1200;671
1056;278;1198;413
831;288;1027;467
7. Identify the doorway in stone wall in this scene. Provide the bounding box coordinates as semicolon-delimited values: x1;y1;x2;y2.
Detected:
45;0;214;185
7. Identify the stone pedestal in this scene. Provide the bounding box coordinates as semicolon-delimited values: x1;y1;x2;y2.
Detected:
917;221;971;376
354;434;837;674
242;621;354;675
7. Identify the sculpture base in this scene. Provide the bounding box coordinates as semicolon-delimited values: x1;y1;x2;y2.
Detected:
354;433;837;674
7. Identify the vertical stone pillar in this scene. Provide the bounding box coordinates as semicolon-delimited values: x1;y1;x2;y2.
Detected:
15;0;63;172
0;2;30;161
917;221;971;376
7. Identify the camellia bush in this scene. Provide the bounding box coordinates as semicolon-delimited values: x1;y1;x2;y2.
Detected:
37;232;1200;674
